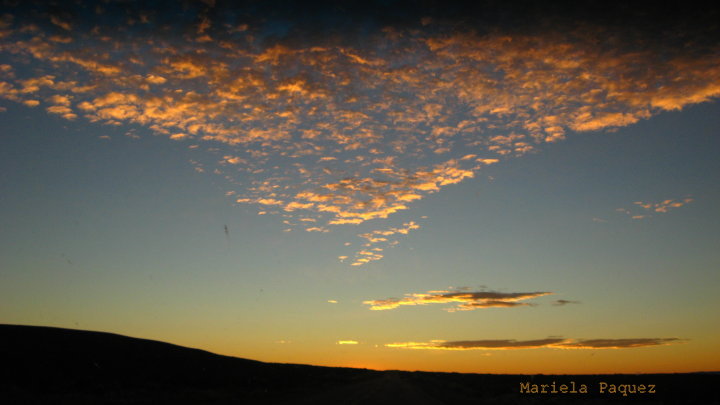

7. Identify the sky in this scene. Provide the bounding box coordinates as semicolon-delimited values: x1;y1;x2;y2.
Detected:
1;0;719;374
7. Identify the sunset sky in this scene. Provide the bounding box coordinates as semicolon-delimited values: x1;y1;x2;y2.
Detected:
1;0;719;374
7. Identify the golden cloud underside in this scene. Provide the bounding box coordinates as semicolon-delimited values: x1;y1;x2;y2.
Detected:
364;290;552;311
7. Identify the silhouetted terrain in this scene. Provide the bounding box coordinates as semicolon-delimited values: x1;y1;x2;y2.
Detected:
1;324;718;404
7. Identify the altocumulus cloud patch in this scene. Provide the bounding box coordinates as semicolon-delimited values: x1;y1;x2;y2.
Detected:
1;1;719;265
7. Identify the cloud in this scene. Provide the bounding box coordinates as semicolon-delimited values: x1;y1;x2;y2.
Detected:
386;337;684;350
386;338;567;350
364;288;552;311
305;226;329;233
552;299;580;306
337;340;359;345
349;221;419;266
0;4;718;265
634;198;694;213
49;15;72;31
615;197;694;220
558;338;684;349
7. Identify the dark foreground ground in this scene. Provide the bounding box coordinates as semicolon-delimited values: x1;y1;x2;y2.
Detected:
1;324;718;404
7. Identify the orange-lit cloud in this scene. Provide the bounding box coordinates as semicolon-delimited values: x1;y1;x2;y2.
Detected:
0;8;718;266
337;340;359;345
386;338;684;350
386;338;566;350
364;289;552;311
349;221;420;266
633;198;694;213
615;197;694;220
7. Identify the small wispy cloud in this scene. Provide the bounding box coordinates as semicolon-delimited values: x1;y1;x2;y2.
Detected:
364;288;552;311
350;221;420;266
337;340;359;345
552;299;580;306
633;198;694;213
386;337;684;350
614;197;694;220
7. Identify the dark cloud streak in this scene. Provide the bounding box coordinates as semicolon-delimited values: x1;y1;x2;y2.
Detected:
562;338;684;349
552;299;580;306
387;337;686;350
441;338;566;349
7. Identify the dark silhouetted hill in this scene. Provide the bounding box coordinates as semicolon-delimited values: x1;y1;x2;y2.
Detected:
1;324;718;404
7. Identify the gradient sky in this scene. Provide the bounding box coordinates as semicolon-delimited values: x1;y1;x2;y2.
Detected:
1;0;719;374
